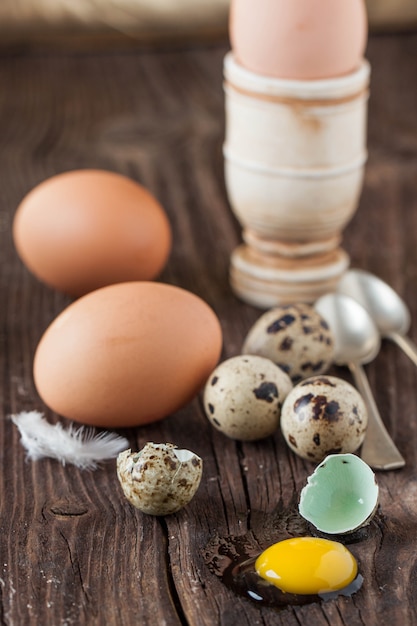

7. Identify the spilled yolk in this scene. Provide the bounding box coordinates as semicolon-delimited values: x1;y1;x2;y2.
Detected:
255;537;358;595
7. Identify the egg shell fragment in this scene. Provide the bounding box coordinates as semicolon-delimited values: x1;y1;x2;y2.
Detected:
13;169;172;297
299;453;379;534
33;282;223;428
280;375;367;462
203;355;293;441
242;303;334;383
117;444;203;516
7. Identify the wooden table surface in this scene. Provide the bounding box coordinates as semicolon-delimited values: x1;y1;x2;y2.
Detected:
0;31;417;626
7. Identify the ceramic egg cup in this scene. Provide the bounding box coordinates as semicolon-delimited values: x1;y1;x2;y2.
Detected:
223;53;370;308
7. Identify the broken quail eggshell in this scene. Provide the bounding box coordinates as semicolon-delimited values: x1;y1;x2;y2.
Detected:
242;303;334;383
117;443;203;516
299;453;379;534
280;375;368;463
203;354;293;441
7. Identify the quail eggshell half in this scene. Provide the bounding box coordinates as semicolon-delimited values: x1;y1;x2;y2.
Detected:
33;281;223;428
13;169;172;297
242;303;334;383
204;355;293;441
117;443;203;516
299;453;379;534
280;375;368;462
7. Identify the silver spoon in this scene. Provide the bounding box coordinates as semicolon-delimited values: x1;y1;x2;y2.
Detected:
315;293;405;470
338;268;417;366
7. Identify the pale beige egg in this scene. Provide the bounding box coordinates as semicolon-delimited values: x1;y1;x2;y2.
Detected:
230;0;368;79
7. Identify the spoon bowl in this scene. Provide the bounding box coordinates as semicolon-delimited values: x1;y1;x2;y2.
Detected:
338;269;417;366
315;292;405;470
338;268;410;336
315;292;380;365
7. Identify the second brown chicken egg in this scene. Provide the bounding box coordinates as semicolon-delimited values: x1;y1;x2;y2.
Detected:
13;169;171;297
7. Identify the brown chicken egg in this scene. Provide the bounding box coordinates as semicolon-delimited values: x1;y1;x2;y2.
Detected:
33;281;223;428
13;169;171;297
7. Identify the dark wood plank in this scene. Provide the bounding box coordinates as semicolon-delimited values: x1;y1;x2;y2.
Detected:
0;32;417;625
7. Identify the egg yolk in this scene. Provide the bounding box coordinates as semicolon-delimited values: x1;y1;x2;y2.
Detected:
255;537;357;595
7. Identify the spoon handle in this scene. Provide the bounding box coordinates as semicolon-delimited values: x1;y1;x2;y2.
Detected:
388;332;417;368
348;361;405;470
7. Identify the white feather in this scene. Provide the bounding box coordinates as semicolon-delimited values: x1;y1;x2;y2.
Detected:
11;411;129;470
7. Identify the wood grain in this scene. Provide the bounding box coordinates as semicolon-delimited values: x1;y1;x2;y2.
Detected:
0;33;417;625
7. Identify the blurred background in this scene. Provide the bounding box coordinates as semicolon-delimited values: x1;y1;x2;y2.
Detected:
0;0;416;49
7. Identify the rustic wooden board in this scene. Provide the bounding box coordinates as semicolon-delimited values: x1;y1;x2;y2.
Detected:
0;33;417;625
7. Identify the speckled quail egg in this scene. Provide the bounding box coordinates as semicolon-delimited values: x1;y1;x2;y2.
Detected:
117;443;203;516
203;355;293;441
280;376;368;463
242;303;334;383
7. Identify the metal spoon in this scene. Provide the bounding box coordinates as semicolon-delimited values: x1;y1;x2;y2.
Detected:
315;293;405;470
338;268;417;366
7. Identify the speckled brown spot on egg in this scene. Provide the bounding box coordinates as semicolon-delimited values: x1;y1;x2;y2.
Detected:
253;382;279;403
294;393;314;415
310;396;340;422
267;314;296;334
323;401;340;421
300;360;325;373
311;395;327;420
164;456;178;471
289;435;297;448
280;337;293;351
